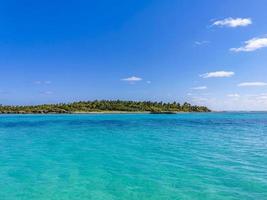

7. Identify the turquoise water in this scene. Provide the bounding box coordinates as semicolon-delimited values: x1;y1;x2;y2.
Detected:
0;113;266;200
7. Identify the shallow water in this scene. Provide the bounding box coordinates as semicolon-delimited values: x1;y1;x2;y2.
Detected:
0;113;267;200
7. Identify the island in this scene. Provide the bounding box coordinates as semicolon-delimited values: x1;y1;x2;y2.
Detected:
0;100;211;114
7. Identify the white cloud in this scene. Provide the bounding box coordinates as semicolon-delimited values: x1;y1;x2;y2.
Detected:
213;17;252;27
194;41;210;46
256;93;267;100
44;81;51;84
192;86;207;90
188;92;267;111
227;93;240;98
238;82;267;87
44;91;53;95
230;37;267;52
191;97;208;102
212;95;267;111
200;71;234;78
146;81;151;84
247;93;267;101
34;80;52;84
40;91;53;95
121;76;142;82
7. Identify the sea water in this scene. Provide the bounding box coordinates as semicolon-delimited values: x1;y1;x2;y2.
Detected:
0;113;266;200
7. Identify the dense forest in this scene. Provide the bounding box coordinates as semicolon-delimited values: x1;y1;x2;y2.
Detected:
0;100;211;114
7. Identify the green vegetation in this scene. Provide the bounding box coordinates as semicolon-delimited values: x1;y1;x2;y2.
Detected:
0;100;211;114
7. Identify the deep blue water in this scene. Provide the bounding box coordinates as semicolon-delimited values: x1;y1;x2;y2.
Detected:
0;113;267;200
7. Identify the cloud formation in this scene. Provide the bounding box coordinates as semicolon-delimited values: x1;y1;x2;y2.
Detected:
253;93;267;100
191;97;209;102
44;81;51;84
213;17;252;27
230;37;267;52
40;91;53;95
200;71;234;78
121;76;142;82
194;41;210;46
192;86;207;90
227;94;240;98
238;82;267;87
34;80;52;84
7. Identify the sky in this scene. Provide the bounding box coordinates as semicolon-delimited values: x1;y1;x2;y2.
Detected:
1;0;267;111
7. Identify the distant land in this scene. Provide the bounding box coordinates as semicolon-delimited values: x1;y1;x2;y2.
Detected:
0;100;210;114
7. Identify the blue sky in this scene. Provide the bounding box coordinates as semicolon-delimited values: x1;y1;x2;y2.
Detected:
1;0;267;110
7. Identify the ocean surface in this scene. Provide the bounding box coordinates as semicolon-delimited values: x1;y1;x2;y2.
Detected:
0;113;266;200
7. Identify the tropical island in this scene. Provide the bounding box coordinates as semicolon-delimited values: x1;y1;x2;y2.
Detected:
0;100;210;114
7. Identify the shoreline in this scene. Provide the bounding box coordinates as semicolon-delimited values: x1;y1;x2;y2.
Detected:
0;111;266;115
0;100;211;113
0;111;194;115
72;111;152;114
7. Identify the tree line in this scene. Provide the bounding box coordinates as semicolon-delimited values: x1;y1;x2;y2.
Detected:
0;100;211;114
